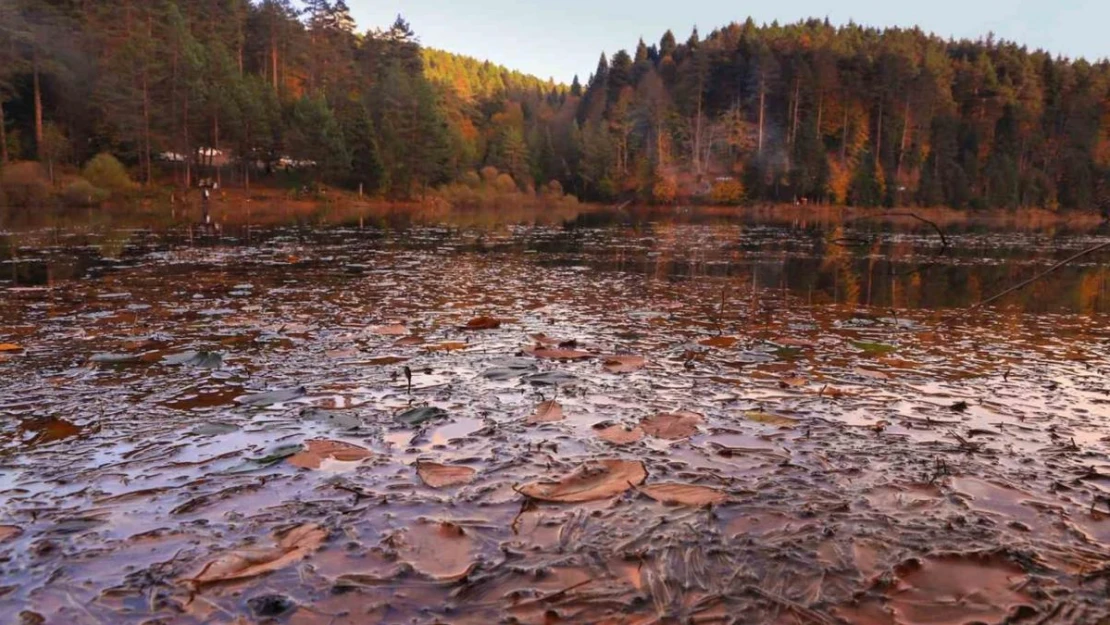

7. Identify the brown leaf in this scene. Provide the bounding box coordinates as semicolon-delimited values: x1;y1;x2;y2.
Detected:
528;348;593;361
602;355;646;373
639;483;728;506
463;316;501;330
699;336;738;349
0;525;22;542
416;462;477;488
287;439;372;470
526;400;564;424
854;367;891;380
426;341;468;352
0;343;23;353
371;324;409;336
639;411;703;440
186;523;327;585
393;335;425;347
595;424;645;445
743;411;799;428
529;333;561;347
392;520;475;581
518;459;647;503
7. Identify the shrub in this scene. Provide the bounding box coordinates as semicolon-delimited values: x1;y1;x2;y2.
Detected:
480;166;500;185
0;161;52;208
62;178;109;207
461;170;481;188
494;173;518;194
544;180;564;196
652;175;677;204
709;179;745;205
82;153;134;192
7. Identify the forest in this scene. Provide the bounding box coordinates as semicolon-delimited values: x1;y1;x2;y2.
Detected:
2;1;1110;212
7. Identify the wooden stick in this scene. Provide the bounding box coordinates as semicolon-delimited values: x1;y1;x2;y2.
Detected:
970;241;1110;310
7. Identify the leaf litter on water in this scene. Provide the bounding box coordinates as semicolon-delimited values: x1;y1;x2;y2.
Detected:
184;523;327;586
517;459;647;503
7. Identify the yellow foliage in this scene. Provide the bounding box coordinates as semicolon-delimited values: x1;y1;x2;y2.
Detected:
652;175;677;204
827;158;851;204
709;179;745;205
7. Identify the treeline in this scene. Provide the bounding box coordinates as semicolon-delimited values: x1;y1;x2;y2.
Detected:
3;4;1110;212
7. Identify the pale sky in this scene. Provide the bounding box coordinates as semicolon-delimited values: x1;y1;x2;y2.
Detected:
345;0;1107;83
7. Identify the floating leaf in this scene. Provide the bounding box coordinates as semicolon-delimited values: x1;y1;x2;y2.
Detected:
392;520;475;581
779;376;808;388
463;316;501;330
852;341;897;356
639;483;728;506
397;406;449;427
416;462;477;488
529;333;560;346
743;411;799;428
236;386;307;407
525;371;578;386
248;443;305;467
853;367;891;380
163;350;223;369
518;459;647;503
481;357;537;380
287;439;372;470
0;343;24;353
529;348;593;361
191;422;238;436
393;335;425;347
602;355;646;373
90;352;140;364
185;523;327;585
640;411;703;440
699;336;738;349
595;424;645;445
527;400;564;424
0;525;22;542
371;324;409;336
302;408;362;430
426;341;468;352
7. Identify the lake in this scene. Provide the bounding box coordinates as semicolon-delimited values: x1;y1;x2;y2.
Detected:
1;206;1109;624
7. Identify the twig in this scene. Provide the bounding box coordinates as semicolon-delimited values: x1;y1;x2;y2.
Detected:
970;241;1110;311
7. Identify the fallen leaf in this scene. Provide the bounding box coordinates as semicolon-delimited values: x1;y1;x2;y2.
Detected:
639;483;728;506
699;336;738;349
371;324;409;336
526;400;564;424
0;525;22;542
287;439;372;469
743;411;799;428
186;523;327;585
426;341;468;352
392;520;475;581
397;406;449;427
393;335;425;347
416;462;477;488
852;341;897;356
529;348;593;361
639;411;703;440
236;386;307;407
779;376;807;388
463;316;501;330
0;343;24;353
602;355;646;373
529;333;561;346
518;459;647;503
854;367;891;380
595;424;646;445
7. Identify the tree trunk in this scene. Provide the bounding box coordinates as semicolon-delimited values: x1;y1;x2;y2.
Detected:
790;78;800;147
816;93;823;136
841;104;849;162
33;51;44;159
0;100;8;164
896;98;911;195
270;30;279;90
875;98;883;164
214;114;221;186
758;84;766;156
184;96;191;188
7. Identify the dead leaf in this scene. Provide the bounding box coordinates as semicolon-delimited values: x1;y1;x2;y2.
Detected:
392;520;475;581
526;400;564;424
529;348;593;361
700;336;738;349
427;341;468;352
518;459;647;503
287;439;372;469
463;316;501;330
0;525;22;542
393;335;425;347
186;523;326;585
743;411;799;428
639;483;728;506
779;376;807;388
530;333;561;346
416;462;477;488
639;411;703;440
371;324;408;336
595;424;645;445
0;343;23;353
854;367;891;380
602;355;646;373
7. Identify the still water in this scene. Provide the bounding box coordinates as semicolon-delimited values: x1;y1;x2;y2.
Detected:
1;207;1108;624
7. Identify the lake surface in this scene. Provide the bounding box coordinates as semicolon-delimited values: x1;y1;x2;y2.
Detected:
2;208;1109;624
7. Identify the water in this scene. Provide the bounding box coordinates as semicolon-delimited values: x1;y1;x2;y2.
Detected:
1;208;1109;624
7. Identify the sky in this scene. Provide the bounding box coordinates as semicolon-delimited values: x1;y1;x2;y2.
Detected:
346;0;1108;83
